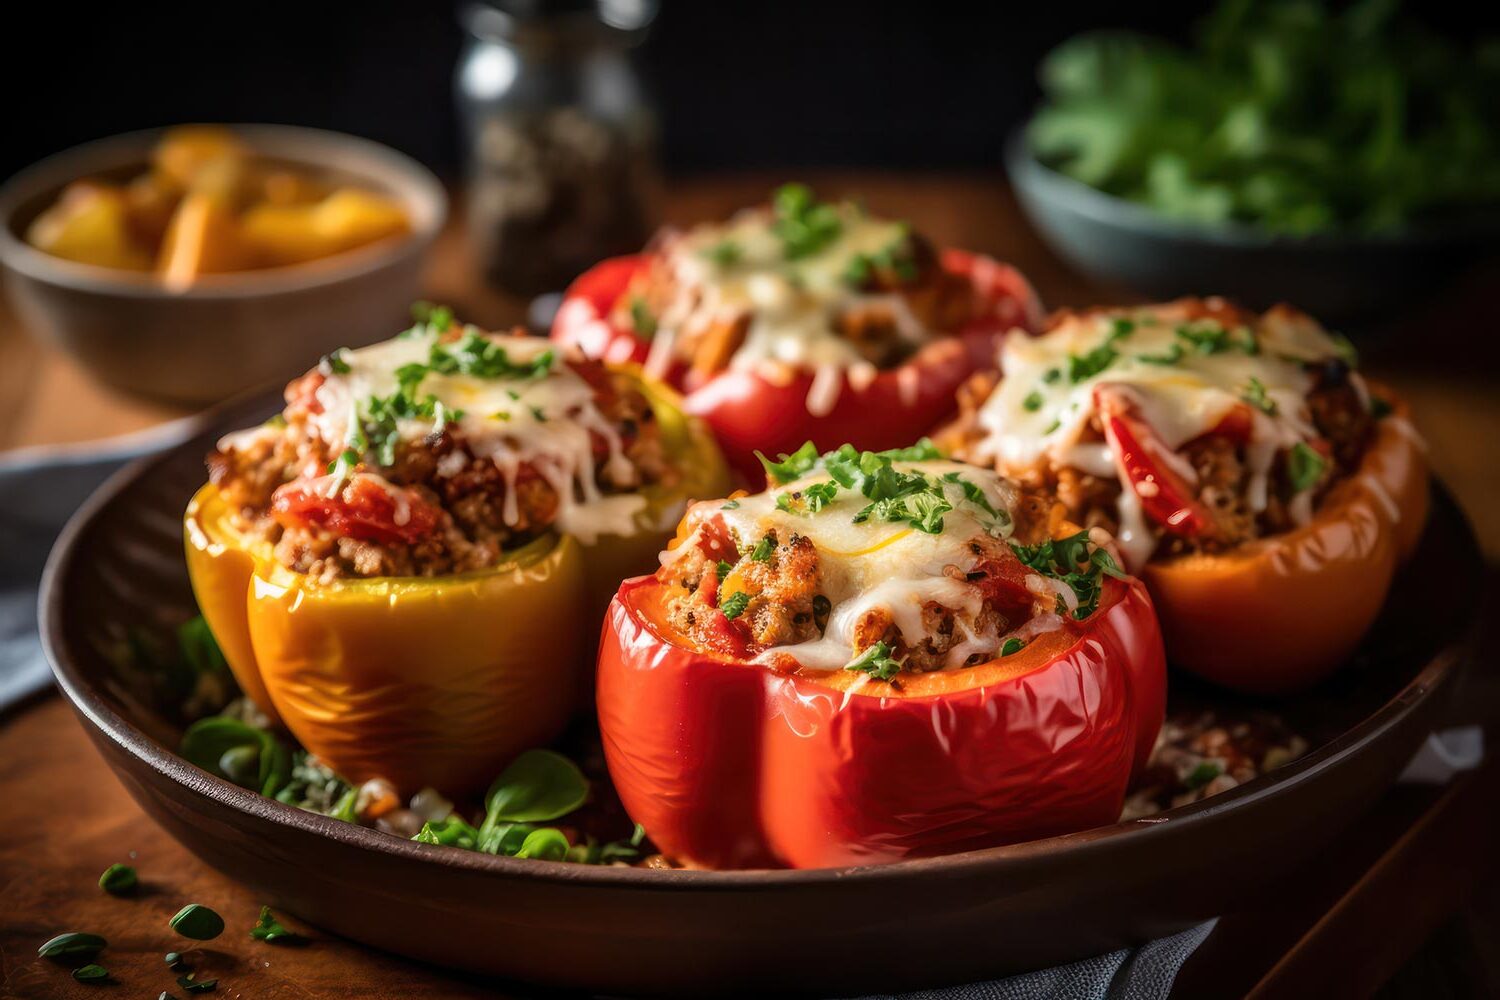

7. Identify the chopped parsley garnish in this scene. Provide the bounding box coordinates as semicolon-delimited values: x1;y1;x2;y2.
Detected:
409;300;454;333
628;297;658;338
702;239;742;266
750;535;775;561
772;183;843;260
716;560;734;581
250;906;300;944
1068;343;1118;383
320;349;351;375
844;640;902;681
1286;442;1326;493
38;932;106;960
776;481;840;515
1001;638;1025;656
1023;390;1044;412
1185;760;1223;790
720;499;741;510
1241;376;1277;415
1043;367;1062;384
720;590;751;620
428;330;555;380
1009;530;1126;620
842;234;918;287
1174;321;1258;356
758;441;822;484
1043;418;1062;434
169;904;225;942
98;863;136;895
1136;344;1184;365
1108;317;1137;341
72;964;110;984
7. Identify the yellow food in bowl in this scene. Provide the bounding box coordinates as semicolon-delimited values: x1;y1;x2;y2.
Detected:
25;125;411;288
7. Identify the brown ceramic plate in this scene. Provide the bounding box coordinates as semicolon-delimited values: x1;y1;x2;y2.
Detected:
41;392;1480;997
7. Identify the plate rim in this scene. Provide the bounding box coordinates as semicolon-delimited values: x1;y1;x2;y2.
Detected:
38;390;1480;889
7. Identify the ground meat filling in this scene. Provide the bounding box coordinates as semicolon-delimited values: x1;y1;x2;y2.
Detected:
656;482;1074;680
618;214;986;380
208;345;672;583
944;305;1381;559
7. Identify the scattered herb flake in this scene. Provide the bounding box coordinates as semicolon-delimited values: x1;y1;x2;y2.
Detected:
1286;442;1326;493
98;862;137;895
250;906;300;944
844;641;902;681
720;591;750;620
750;535;775;561
72;963;110;984
170;904;225;941
1241;376;1277;415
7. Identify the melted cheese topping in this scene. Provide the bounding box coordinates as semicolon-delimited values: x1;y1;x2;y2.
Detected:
306;329;646;545
646;205;929;416
970;303;1351;569
696;460;1029;672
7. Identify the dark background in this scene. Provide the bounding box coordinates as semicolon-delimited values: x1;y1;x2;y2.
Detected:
6;1;1488;182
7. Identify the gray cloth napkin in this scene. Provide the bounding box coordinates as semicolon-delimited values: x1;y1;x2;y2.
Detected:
0;428;1218;997
0;421;196;709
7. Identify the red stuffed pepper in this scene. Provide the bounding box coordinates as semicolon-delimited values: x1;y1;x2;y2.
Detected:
553;184;1041;480
939;298;1428;694
596;442;1165;869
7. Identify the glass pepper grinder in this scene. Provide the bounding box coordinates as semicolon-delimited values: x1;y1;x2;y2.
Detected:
456;0;660;299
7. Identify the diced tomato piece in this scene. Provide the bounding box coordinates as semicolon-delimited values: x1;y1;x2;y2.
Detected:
969;547;1037;622
1096;387;1219;540
285;371;325;415
272;474;440;546
693;514;741;564
1206;403;1254;445
701;610;752;659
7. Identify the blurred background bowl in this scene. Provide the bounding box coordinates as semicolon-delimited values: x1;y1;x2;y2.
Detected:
1005;134;1500;325
0;125;446;404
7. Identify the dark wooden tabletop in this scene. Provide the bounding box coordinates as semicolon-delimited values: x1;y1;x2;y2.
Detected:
2;173;1498;999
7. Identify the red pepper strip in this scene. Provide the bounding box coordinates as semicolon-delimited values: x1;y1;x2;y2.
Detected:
272;474;440;546
597;573;1166;870
1096;388;1218;540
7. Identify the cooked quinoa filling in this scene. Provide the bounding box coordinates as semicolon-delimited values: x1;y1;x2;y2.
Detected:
209;315;672;581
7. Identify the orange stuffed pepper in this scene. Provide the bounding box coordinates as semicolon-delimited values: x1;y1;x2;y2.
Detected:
596;443;1166;869
940;299;1427;693
185;309;728;794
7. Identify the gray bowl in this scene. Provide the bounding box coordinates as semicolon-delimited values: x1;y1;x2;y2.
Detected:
0;125;447;404
1005;134;1499;324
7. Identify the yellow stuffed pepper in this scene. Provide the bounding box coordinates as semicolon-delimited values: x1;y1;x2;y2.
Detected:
185;310;728;794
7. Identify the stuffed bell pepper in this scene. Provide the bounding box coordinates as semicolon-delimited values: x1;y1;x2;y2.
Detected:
596;442;1166;869
552;184;1042;480
939;299;1428;694
185;308;728;794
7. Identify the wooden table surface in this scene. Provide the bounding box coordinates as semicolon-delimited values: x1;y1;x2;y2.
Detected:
2;174;1498;1000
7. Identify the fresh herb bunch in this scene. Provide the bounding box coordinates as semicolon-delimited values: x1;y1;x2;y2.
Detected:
772;183;844;259
1029;0;1500;233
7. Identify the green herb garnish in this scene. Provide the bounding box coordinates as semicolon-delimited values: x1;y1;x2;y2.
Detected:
757;441;821;484
170;904;224;941
844;641;902;682
320;350;351;375
750;535;775;561
1009;530;1126;620
38;932;106;960
72;964;110;984
1241;376;1277;415
702;240;742;266
250;906;300;944
716;560;734;581
1001;638;1025;656
180;717;290;798
772;183;843;260
1023;391;1044;412
628;297;658;338
1137;344;1184;365
720;591;751;620
1185;760;1223;790
1286;442;1326;493
1068;344;1117;383
99;863;137;895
